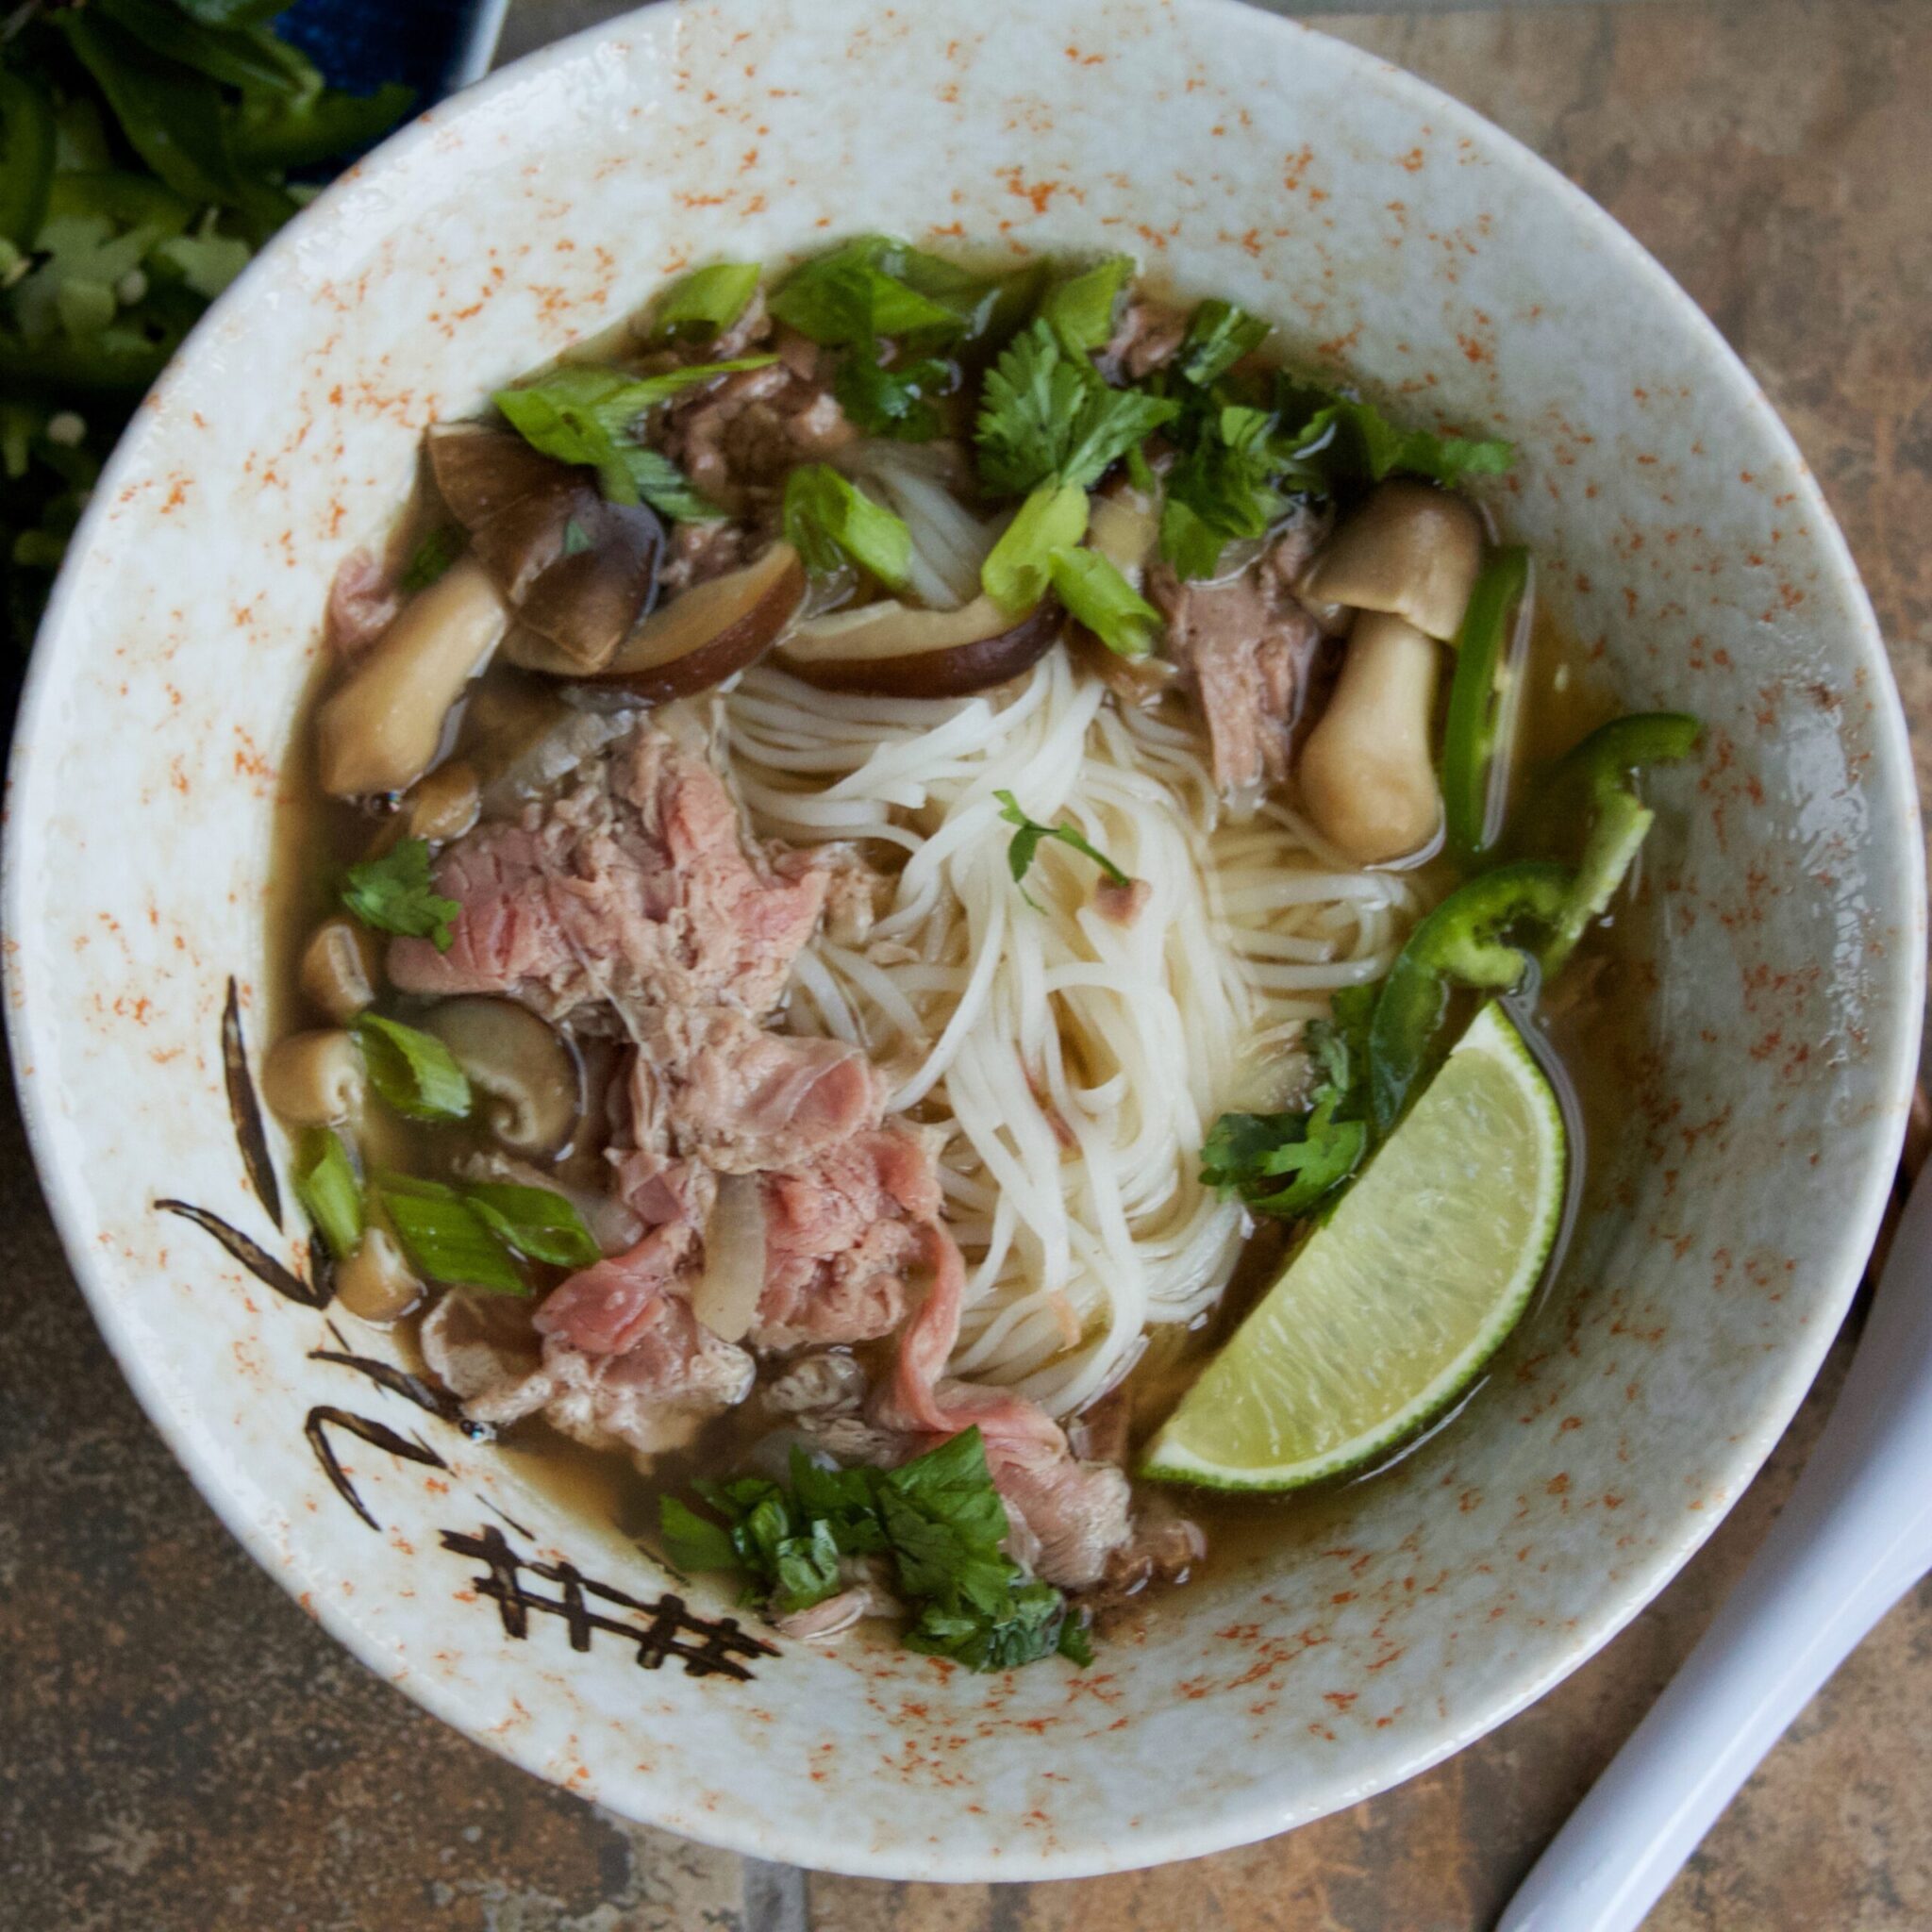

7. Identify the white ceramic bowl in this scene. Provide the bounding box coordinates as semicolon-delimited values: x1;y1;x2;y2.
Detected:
7;0;1923;1882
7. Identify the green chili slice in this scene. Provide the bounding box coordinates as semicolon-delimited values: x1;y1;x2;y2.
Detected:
1440;545;1531;867
1537;710;1701;972
1368;860;1573;1134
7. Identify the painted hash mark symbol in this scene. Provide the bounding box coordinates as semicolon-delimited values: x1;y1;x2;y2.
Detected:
441;1524;778;1681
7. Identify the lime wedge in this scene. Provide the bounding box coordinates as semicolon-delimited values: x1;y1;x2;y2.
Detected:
1144;1002;1565;1491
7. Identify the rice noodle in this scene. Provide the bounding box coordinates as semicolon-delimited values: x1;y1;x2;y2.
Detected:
725;652;1417;1415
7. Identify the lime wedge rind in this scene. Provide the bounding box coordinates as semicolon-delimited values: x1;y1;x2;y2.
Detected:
1143;1003;1566;1493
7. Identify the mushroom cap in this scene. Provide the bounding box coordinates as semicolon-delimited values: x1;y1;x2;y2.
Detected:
775;591;1062;696
1298;478;1484;642
512;541;807;703
419;997;584;1158
427;423;663;671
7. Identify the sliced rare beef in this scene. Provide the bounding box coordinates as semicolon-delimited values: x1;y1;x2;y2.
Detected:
634;1006;887;1174
420;1274;754;1458
754;1124;941;1349
1149;509;1333;801
389;720;829;1024
873;1220;1133;1591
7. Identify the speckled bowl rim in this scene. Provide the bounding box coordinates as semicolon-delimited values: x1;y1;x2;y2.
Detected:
6;0;1923;1879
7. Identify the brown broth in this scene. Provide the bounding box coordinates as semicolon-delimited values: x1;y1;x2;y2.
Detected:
266;251;1654;1641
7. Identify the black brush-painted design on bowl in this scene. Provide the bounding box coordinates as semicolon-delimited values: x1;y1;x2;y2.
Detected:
441;1523;779;1681
223;975;283;1231
156;980;777;1679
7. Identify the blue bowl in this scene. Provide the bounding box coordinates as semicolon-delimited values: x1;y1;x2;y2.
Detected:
276;0;506;109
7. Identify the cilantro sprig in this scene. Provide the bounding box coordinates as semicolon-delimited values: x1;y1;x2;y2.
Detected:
1201;984;1379;1219
340;839;461;951
662;1429;1092;1671
974;320;1178;498
994;789;1133;912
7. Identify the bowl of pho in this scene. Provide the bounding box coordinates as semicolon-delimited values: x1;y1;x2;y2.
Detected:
7;0;1922;1883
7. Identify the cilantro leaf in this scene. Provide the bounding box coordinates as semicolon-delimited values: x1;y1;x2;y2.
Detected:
660;1495;741;1574
659;1427;1089;1673
651;261;760;342
981;480;1089;614
340;838;461;947
1158;403;1294;580
995;789;1132;910
1048;544;1160;658
833;343;952;441
1273;373;1514;490
1201;984;1381;1219
1041;253;1135;357
1174;298;1273;388
975;321;1177;497
782;463;911;588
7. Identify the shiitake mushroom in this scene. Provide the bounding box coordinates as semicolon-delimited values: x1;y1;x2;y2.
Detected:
774;591;1062;697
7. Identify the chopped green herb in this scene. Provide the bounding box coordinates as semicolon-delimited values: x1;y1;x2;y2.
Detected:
291;1126;361;1261
340;839;461;948
782;463;911;589
768;234;991;346
560;516;592;557
373;1174;525;1295
1040;253;1134;357
1158;403;1296;580
1047;543;1159;658
832;343;952;441
352;1014;472;1123
1174;298;1273;388
400;525;465;593
974;320;1178;497
1201;984;1378;1220
663;1429;1086;1672
617;444;724;524
994;788;1131;911
651;260;760;341
980;479;1089;614
492;358;773;508
463;1183;601;1270
659;1494;740;1574
1272;373;1514;491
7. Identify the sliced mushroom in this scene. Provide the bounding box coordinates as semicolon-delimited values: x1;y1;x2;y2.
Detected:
334;1227;424;1324
316;556;508;797
1297;610;1442;864
299;918;379;1024
509;541;806;702
690;1173;768;1343
406;759;481;842
427;423;663;672
262;1029;365;1126
775;591;1061;697
1297;479;1483;642
418;996;583;1158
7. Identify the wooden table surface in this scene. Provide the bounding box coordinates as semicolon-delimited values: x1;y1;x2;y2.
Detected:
5;2;1929;1927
